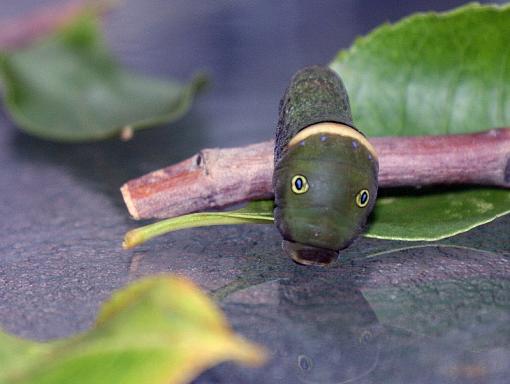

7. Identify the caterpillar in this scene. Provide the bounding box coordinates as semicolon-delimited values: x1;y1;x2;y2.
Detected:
273;66;379;266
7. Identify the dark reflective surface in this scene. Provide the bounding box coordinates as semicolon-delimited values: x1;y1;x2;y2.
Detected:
206;244;510;383
218;273;384;384
0;1;508;383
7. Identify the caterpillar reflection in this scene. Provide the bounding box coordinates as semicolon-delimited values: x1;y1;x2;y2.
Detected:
273;66;379;266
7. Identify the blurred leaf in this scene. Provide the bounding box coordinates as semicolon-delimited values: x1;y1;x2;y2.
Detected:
123;200;274;249
0;276;266;384
0;16;206;142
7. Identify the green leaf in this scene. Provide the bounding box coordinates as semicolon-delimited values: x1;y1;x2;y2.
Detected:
0;276;266;384
330;3;510;137
0;16;206;142
366;188;510;240
123;200;275;249
328;3;510;239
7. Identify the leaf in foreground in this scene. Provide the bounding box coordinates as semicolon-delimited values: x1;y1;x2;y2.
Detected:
0;276;266;384
0;16;206;142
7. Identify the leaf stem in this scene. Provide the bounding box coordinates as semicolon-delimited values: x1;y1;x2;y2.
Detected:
123;211;274;249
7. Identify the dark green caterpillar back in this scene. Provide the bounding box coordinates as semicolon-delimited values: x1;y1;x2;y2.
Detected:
274;66;355;164
273;66;379;266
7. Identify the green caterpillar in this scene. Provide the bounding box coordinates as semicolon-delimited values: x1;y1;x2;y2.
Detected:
273;66;379;266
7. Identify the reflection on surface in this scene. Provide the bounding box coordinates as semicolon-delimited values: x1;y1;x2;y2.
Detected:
119;211;510;383
218;271;383;384
364;277;510;383
363;278;510;352
276;276;382;384
209;262;510;384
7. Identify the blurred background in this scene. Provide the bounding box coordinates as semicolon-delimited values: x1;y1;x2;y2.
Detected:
1;1;509;383
2;0;505;147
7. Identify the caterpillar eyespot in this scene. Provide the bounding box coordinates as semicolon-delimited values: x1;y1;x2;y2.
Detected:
356;189;370;208
291;175;309;194
273;66;379;266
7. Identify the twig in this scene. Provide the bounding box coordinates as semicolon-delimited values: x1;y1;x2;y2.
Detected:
121;128;510;220
0;0;115;51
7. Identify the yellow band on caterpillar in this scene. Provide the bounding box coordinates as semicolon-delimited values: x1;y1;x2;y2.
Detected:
288;122;378;160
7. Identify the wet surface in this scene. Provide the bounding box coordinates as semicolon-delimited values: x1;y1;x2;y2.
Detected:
0;0;509;383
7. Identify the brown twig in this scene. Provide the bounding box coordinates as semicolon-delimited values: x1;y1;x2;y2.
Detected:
121;128;510;220
0;0;115;51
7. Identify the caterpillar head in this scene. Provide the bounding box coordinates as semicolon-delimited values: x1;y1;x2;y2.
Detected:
273;123;378;265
